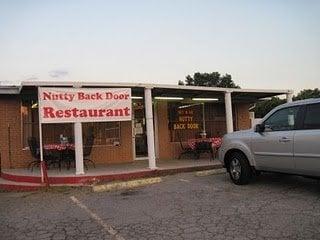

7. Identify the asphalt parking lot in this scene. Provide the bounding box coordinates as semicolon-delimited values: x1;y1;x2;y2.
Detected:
1;172;320;240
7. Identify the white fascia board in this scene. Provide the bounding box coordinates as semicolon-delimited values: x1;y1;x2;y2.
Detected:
21;80;291;95
0;86;22;94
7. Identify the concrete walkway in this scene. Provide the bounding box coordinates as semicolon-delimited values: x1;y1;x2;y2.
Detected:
0;159;222;190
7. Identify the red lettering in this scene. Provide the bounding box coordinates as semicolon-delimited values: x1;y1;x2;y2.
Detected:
42;107;131;120
114;109;123;116
106;109;113;116
88;109;98;117
79;110;88;117
43;92;51;100
71;108;78;117
65;109;71;118
43;107;55;118
98;109;105;117
96;93;103;100
56;110;64;118
106;92;113;99
123;107;130;116
78;92;85;100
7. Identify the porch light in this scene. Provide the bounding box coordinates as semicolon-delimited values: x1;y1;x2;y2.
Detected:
131;96;143;99
192;98;218;101
154;97;184;100
31;102;38;108
178;103;200;109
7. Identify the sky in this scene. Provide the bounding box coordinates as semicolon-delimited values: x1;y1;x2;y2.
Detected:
0;0;319;94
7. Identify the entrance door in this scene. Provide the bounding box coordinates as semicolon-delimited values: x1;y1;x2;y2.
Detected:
133;100;148;159
251;106;299;172
294;103;320;176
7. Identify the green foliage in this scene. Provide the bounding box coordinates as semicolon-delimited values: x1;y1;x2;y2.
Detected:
293;88;320;101
254;97;286;118
179;72;240;88
254;88;320;118
178;80;184;85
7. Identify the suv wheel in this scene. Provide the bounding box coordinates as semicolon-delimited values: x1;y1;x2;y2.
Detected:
228;152;252;185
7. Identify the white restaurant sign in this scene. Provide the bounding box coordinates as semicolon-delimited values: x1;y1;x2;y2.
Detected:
38;87;132;123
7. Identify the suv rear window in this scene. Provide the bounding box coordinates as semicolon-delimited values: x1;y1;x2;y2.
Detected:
303;103;320;130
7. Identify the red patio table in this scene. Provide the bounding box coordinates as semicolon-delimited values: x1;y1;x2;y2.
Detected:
187;137;222;150
43;143;75;170
187;137;222;159
43;143;75;151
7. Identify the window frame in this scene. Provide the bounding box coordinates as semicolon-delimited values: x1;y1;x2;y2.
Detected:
301;103;320;130
21;100;39;150
262;105;302;132
82;121;121;147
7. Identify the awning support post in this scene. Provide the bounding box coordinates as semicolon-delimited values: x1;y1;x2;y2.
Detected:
37;87;44;183
74;122;85;175
286;91;293;103
224;91;234;133
144;87;157;169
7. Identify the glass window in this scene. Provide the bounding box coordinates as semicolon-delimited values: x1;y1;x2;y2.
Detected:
21;101;121;148
264;106;299;131
167;102;227;141
21;100;39;148
82;122;121;146
168;102;203;142
303;103;320;130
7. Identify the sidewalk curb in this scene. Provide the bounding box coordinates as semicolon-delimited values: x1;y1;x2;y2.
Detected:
1;163;223;191
195;168;226;177
92;177;162;192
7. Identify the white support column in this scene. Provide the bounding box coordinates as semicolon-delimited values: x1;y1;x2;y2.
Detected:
144;87;157;169
286;91;293;103
74;122;84;175
224;91;234;133
153;101;160;160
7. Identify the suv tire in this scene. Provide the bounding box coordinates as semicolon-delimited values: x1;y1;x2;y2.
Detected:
227;152;252;185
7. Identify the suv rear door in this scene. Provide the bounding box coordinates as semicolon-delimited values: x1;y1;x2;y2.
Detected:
294;103;320;176
251;106;300;172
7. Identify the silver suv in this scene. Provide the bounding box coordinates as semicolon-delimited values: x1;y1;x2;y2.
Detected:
219;98;320;185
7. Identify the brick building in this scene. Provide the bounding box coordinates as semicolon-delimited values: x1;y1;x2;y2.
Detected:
0;81;292;174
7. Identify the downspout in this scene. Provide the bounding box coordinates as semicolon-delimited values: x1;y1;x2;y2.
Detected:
8;124;12;168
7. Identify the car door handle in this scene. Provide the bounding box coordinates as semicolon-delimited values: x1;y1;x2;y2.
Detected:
279;137;291;143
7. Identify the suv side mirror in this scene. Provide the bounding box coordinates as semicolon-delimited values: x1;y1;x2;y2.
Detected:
255;123;265;133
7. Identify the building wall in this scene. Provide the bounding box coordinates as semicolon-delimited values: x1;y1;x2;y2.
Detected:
0;95;251;169
0;96;133;169
0;96;33;169
235;103;252;130
90;121;133;164
156;101;252;160
156;101;179;160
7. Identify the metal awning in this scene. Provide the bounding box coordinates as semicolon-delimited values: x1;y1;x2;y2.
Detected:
0;80;291;102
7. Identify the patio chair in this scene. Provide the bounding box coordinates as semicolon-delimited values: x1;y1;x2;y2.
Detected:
177;133;197;159
83;134;95;169
27;137;56;171
194;141;214;160
64;135;95;170
27;137;40;171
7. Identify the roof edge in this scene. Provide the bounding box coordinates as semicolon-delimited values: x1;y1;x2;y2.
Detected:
20;81;291;95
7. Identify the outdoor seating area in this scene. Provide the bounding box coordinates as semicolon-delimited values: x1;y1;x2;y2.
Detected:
179;136;222;160
0;81;291;188
27;134;95;172
0;158;221;186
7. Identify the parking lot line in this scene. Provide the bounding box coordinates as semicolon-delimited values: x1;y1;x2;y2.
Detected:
70;196;125;240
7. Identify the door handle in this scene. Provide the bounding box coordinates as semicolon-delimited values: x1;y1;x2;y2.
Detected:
279;137;291;143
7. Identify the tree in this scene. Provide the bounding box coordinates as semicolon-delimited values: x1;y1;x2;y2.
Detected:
254;97;286;118
254;88;320;118
293;88;320;101
178;72;240;88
